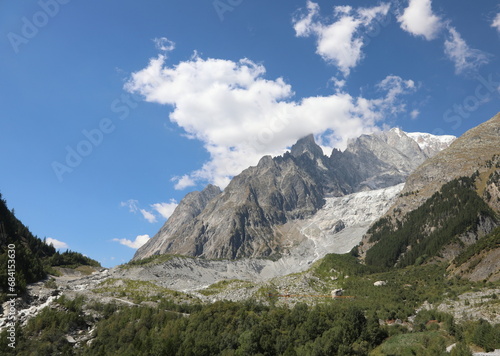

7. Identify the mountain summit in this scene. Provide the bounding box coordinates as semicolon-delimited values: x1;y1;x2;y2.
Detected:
134;129;455;261
329;128;454;191
290;134;324;159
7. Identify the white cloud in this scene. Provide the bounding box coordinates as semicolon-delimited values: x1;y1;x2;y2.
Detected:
398;0;443;40
120;199;139;213
293;1;320;37
113;234;150;249
46;237;69;249
152;200;178;219
444;27;490;75
125;52;416;189
410;109;420;119
492;13;500;33
293;1;390;76
172;174;196;190
153;37;175;52
140;209;157;223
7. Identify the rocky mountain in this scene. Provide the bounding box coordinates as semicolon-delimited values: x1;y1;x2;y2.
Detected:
135;129;455;261
137;184;222;258
360;113;500;275
329;128;448;191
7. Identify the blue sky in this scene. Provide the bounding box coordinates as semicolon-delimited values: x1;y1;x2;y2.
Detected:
1;0;499;267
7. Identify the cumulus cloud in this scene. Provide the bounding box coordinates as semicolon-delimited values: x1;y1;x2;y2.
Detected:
492;13;500;33
152;200;178;219
113;234;150;249
125;51;417;189
172;174;196;190
444;27;490;75
46;237;69;249
293;1;390;76
398;0;443;40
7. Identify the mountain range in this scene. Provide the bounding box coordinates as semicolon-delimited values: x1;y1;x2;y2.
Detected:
134;127;456;261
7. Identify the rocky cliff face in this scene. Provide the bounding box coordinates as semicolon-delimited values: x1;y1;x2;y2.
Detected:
134;129;455;261
329;128;450;191
137;184;222;259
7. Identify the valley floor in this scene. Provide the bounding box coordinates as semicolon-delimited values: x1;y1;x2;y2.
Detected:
1;254;499;355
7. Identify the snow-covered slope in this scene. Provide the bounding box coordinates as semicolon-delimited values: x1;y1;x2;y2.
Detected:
407;132;456;157
297;183;404;259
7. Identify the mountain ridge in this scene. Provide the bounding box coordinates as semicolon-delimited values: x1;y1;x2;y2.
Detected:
134;128;455;261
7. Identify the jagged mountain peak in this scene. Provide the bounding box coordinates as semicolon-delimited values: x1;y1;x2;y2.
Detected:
202;184;222;196
344;128;455;163
256;155;274;168
332;129;430;191
290;134;324;159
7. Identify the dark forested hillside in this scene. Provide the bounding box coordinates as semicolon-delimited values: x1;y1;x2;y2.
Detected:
0;193;100;301
364;176;498;269
0;193;55;297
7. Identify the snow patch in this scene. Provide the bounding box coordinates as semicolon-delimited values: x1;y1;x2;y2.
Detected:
407;132;456;151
